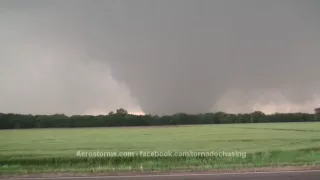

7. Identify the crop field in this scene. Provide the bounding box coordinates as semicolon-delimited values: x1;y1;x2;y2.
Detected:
1;122;320;174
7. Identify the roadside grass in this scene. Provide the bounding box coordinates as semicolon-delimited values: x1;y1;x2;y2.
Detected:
0;122;320;174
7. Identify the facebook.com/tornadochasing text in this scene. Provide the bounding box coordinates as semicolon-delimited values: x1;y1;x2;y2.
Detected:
76;150;247;158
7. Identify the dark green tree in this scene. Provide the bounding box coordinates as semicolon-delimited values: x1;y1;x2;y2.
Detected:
115;108;128;116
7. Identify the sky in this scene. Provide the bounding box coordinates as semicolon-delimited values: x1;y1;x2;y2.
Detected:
0;0;320;116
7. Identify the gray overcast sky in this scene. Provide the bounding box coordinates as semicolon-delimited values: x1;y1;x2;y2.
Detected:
0;0;319;115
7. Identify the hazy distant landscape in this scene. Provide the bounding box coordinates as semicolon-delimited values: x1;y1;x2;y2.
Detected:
0;108;319;129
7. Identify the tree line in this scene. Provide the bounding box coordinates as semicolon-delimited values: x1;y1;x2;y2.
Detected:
0;108;318;129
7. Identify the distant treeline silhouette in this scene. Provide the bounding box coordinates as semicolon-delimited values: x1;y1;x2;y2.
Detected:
0;108;318;129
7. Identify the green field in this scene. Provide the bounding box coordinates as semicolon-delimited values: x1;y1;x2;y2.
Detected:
1;122;320;174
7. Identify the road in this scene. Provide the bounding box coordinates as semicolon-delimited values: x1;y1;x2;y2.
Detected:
5;170;320;180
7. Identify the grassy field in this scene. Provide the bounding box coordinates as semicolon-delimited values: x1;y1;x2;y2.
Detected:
1;122;320;174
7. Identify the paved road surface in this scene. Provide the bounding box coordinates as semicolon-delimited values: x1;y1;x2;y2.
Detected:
6;170;320;180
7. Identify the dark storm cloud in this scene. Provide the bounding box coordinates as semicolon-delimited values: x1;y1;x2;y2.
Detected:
0;0;319;115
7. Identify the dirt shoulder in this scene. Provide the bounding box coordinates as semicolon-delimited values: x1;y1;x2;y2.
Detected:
2;166;320;179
